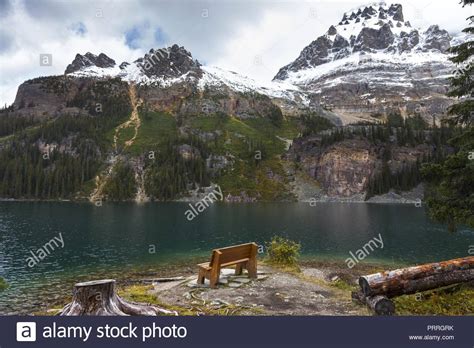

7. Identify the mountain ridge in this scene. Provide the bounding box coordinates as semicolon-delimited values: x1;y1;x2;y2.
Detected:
0;2;464;203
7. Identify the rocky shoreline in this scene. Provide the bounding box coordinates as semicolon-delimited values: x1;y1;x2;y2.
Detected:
0;184;423;204
32;259;391;316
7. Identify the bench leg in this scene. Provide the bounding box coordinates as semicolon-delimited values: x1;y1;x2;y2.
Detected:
235;264;243;275
197;268;205;284
210;268;220;289
247;259;257;279
248;244;258;279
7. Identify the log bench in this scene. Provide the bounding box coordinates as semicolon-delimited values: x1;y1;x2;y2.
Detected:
197;242;258;288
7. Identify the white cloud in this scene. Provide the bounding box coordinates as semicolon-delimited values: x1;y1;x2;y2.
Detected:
0;0;471;105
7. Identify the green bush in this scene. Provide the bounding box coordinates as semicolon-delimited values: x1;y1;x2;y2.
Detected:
266;236;301;266
0;277;9;291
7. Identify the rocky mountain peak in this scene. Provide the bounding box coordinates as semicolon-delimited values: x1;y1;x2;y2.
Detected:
340;3;403;25
134;44;202;79
423;25;452;52
65;52;116;74
273;2;454;81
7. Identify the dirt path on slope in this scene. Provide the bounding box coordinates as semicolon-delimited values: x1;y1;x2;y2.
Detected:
90;84;143;203
113;84;142;151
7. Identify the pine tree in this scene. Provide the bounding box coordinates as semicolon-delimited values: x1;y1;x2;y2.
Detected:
421;1;474;231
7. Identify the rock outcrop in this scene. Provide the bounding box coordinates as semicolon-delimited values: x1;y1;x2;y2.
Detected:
286;130;440;199
65;53;116;74
134;44;202;79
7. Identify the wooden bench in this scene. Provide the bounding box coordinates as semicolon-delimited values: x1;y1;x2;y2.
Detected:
197;242;258;288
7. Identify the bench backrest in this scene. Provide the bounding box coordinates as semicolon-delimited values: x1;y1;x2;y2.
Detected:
210;243;257;267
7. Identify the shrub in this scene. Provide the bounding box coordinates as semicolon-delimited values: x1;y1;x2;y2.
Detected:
266;236;301;267
0;277;9;291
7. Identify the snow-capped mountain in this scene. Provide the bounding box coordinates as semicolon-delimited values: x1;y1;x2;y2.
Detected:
273;2;464;124
14;3;465;126
64;44;313;116
66;45;202;85
4;2;469;203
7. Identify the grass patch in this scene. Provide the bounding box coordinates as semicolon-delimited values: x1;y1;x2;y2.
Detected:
189;115;298;157
394;284;474;315
215;159;294;201
118;284;194;315
330;278;357;292
32;308;62;316
115;125;136;148
128;111;177;155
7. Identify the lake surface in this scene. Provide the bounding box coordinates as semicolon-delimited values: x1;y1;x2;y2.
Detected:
0;202;473;314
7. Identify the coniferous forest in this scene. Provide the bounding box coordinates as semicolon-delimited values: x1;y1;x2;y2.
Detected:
0;78;132;199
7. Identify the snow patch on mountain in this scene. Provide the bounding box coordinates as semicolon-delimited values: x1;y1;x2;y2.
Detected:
68;62;195;87
67;54;309;106
199;66;308;104
282;50;452;86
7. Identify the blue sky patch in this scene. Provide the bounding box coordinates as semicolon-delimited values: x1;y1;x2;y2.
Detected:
69;22;87;36
154;27;168;46
125;25;142;49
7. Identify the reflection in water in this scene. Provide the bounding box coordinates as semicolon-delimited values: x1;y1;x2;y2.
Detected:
0;201;472;314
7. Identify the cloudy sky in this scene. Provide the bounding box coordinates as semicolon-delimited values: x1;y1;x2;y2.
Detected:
0;0;471;105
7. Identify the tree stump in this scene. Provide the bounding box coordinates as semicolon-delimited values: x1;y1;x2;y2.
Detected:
59;279;177;316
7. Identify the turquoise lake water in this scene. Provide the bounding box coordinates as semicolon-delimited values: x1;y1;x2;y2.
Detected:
0;202;473;314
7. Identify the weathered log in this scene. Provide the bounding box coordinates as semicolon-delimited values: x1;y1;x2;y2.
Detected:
59;279;177;316
351;290;366;304
351;291;395;315
359;256;474;298
365;295;395;316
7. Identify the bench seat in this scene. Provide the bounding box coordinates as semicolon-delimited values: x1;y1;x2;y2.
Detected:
198;258;250;270
197;243;257;288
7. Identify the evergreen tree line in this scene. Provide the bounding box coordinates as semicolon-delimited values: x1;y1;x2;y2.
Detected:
145;136;211;200
365;147;449;199
66;78;131;117
0;137;100;199
0;87;132;199
421;0;474;230
102;162;137;201
240;138;268;167
366;161;422;199
268;104;284;127
300;113;334;136
0;113;39;137
319;119;455;148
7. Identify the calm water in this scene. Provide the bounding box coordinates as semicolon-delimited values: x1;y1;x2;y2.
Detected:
0;202;473;314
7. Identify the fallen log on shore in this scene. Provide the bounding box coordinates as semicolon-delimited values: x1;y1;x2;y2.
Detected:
359;256;474;298
59;279;177;316
351;291;395;315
